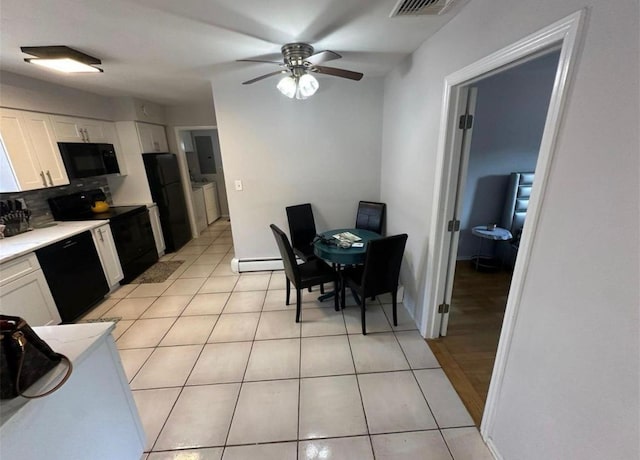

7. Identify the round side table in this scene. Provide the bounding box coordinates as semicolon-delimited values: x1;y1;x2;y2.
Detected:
471;225;512;271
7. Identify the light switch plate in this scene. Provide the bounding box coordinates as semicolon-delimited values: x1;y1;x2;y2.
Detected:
234;180;243;191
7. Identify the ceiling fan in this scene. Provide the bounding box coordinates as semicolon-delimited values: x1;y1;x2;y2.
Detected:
238;42;363;99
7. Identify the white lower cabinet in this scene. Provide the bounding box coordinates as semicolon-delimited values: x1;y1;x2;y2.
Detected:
91;224;124;289
192;187;207;233
203;182;220;224
0;253;61;326
148;204;166;256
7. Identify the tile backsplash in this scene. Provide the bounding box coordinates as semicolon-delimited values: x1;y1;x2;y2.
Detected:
0;177;112;227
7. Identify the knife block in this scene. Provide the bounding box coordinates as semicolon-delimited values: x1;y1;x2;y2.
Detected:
2;221;29;237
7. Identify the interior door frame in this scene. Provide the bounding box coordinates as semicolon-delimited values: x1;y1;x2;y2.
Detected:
437;86;478;336
419;9;584;445
173;125;217;238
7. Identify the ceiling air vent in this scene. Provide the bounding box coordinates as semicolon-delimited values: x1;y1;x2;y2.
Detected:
390;0;457;16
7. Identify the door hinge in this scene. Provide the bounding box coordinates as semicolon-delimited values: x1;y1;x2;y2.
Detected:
438;303;450;314
458;114;473;129
447;219;460;232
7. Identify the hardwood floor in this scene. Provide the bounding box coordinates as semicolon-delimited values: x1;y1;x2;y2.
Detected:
427;260;512;426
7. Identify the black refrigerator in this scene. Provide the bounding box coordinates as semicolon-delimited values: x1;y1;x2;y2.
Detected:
143;153;192;252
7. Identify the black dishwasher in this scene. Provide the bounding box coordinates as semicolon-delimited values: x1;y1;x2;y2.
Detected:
36;230;109;323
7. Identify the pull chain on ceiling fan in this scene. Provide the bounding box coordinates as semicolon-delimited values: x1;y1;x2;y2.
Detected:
238;42;364;99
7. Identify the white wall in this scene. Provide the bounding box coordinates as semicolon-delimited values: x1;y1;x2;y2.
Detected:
164;100;217;162
211;71;384;259
112;96;166;125
457;51;559;258
165;102;216;127
0;71;114;119
382;1;639;459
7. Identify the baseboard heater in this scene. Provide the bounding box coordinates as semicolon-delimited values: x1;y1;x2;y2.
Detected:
231;257;284;273
230;257;405;301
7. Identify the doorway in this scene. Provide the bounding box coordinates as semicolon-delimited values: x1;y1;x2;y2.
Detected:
179;128;229;217
420;11;584;437
428;50;560;425
174;126;231;239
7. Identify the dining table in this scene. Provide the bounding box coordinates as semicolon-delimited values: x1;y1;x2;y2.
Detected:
313;228;381;302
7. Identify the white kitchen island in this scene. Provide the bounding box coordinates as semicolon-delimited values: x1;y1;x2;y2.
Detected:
0;322;145;460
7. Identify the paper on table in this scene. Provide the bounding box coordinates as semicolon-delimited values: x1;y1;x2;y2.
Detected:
333;231;362;242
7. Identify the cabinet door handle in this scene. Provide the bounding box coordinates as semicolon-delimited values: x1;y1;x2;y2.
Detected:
46;170;54;186
98;229;104;242
40;171;47;187
84;128;90;142
79;128;85;142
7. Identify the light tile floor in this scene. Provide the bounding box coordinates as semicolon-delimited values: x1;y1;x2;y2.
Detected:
81;220;493;460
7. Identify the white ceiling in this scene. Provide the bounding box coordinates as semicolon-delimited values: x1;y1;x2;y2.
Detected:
0;0;467;106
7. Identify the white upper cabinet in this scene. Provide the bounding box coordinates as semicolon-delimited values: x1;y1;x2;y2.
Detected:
51;115;109;143
0;108;70;192
137;122;168;153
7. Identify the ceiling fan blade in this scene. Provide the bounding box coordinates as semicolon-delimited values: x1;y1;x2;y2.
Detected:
237;59;283;65
305;50;342;66
313;65;363;81
242;70;288;85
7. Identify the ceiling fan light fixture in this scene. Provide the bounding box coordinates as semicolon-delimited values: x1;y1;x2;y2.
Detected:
297;73;319;98
21;46;103;73
277;75;297;98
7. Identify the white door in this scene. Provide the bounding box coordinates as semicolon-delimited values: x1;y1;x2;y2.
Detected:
438;86;478;336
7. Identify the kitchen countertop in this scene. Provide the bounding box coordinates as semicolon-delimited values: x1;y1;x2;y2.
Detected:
0;322;114;426
0;220;107;264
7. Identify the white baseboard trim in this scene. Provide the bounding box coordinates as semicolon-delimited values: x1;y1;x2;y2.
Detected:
231;257;284;273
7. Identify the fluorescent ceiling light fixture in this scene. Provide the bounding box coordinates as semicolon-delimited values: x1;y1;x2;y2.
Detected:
21;46;103;73
277;73;319;100
27;58;101;73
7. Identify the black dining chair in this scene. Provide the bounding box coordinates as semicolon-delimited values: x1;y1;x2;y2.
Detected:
355;201;386;235
270;224;339;322
286;203;318;262
286;203;324;293
341;233;408;334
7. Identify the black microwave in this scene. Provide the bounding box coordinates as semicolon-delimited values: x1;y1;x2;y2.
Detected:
58;142;121;179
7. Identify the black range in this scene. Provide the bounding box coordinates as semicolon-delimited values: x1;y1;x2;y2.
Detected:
49;190;158;284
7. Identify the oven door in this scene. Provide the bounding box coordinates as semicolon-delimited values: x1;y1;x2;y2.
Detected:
109;208;158;283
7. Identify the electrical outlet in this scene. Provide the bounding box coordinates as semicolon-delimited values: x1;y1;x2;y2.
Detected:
234;180;243;191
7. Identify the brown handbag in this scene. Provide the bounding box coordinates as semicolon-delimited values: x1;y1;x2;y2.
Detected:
0;315;73;399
